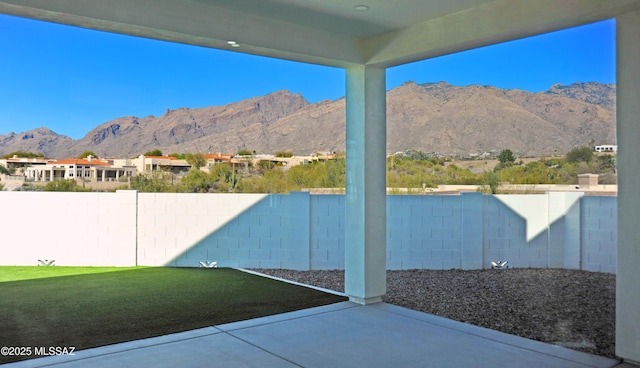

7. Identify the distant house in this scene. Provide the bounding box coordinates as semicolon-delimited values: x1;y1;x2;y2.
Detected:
138;155;190;174
0;155;55;174
594;145;617;153
112;154;191;175
24;156;135;182
203;153;234;170
248;153;337;170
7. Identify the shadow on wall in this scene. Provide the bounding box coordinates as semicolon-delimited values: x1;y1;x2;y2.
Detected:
149;192;616;273
150;193;311;270
485;194;616;273
0;191;616;272
482;195;575;270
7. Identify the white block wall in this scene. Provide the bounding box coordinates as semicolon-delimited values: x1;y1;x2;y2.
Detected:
137;192;311;270
581;196;617;273
483;195;547;269
310;195;345;270
0;191;617;273
0;191;137;266
387;195;463;270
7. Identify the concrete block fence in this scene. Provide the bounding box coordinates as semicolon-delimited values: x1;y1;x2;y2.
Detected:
0;191;617;273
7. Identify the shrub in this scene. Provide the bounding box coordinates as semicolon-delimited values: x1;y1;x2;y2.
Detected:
498;149;516;165
78;151;98;159
483;171;501;194
1;151;43;159
0;165;13;175
130;171;177;192
565;146;594;163
44;179;89;192
185;153;206;169
144;149;163;157
494;149;516;171
181;169;211;193
15;184;43;191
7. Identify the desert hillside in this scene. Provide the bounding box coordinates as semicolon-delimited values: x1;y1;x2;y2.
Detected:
0;82;615;158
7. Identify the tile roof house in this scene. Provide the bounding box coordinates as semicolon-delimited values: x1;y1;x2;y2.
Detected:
110;154;191;175
24;156;135;183
0;156;55;174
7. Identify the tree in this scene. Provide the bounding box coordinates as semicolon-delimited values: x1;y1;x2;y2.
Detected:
181;169;211;192
0;165;14;175
185;153;206;169
144;149;163;157
2;151;43;159
597;154;616;171
498;149;516;165
275;151;294;158
323;157;346;187
168;152;187;159
565;146;594;163
237;150;253;156
482;171;501;194
78;151;98;159
494;149;516;171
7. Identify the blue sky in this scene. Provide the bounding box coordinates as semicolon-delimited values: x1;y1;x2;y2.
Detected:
0;14;615;140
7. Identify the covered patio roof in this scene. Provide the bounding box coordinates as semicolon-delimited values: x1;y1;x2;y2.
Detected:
1;0;639;364
0;0;637;68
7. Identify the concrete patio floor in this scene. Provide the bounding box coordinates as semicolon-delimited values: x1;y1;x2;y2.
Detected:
5;301;620;368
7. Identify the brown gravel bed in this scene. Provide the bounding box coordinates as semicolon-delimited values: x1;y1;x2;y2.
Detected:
250;268;616;359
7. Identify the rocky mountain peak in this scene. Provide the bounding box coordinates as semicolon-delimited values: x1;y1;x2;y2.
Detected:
0;82;616;159
546;82;616;109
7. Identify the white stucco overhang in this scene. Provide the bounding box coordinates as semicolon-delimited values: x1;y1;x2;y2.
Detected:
1;0;639;363
0;0;637;68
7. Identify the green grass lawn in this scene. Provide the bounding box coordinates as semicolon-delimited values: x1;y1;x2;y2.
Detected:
0;267;346;364
0;266;142;282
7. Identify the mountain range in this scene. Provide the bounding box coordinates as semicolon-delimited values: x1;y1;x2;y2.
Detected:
0;81;616;158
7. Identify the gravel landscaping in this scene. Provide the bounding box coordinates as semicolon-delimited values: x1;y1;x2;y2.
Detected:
251;268;616;359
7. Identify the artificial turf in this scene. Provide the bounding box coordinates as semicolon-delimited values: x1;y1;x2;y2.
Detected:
0;267;347;363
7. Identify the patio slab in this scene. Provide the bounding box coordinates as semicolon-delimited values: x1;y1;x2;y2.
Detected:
5;302;619;368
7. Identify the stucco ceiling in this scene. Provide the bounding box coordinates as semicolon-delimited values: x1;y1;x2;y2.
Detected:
1;0;640;68
193;0;492;38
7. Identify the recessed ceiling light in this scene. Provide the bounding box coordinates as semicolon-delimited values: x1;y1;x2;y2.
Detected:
354;5;369;11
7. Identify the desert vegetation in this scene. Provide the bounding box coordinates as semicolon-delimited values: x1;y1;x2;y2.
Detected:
1;151;44;159
4;146;615;193
110;146;615;194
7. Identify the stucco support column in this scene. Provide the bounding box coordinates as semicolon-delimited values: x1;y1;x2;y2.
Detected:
344;65;387;305
616;10;640;364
